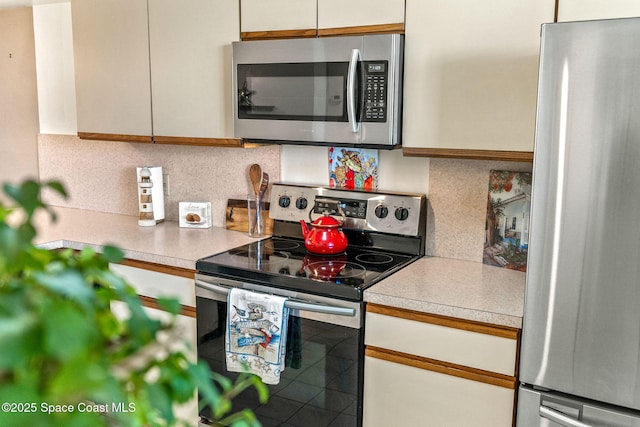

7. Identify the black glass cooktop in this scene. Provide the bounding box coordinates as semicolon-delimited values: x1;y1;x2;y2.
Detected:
196;237;418;301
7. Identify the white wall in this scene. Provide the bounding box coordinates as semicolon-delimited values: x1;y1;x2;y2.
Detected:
32;2;76;134
0;6;40;189
280;145;430;195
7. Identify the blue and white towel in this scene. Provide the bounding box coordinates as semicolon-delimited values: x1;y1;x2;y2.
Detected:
225;288;289;385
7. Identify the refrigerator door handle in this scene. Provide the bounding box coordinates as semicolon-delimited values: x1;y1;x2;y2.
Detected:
540;406;593;427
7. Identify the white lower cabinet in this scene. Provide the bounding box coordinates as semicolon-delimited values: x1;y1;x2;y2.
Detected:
363;304;519;426
109;262;198;425
364;356;514;426
109;263;195;307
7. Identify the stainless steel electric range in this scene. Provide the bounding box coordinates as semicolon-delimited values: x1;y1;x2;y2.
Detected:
195;183;427;427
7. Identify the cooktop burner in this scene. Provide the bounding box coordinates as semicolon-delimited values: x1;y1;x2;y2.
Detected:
196;237;417;301
263;239;301;251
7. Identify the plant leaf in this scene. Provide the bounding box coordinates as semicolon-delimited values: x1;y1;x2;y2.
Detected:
0;311;38;369
156;297;181;315
43;180;68;198
102;245;124;263
42;300;98;361
34;269;95;308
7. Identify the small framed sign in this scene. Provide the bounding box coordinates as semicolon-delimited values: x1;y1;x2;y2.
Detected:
483;170;532;271
329;147;378;191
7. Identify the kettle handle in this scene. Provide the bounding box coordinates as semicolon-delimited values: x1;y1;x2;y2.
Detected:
309;198;346;224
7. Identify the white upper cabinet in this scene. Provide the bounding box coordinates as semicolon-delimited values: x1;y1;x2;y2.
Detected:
402;0;555;155
317;0;405;30
149;0;239;140
72;0;239;143
240;0;405;36
558;0;640;21
71;0;152;139
240;0;317;34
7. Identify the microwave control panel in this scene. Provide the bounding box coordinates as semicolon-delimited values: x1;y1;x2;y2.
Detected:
363;61;388;123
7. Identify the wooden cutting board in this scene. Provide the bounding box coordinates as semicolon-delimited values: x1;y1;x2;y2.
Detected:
225;198;274;234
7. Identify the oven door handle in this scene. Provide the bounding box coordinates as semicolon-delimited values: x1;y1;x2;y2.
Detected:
195;279;356;317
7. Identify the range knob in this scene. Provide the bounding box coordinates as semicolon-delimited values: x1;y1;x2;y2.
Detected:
374;205;389;218
395;207;409;221
278;195;291;208
295;197;308;210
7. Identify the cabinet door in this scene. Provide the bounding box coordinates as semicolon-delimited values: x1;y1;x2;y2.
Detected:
149;0;239;141
364;356;514;427
71;0;152;141
111;301;198;424
558;0;640;21
317;0;405;32
240;0;316;35
109;263;198;423
402;0;554;154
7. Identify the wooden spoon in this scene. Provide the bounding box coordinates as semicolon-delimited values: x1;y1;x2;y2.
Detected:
249;164;262;196
258;172;269;198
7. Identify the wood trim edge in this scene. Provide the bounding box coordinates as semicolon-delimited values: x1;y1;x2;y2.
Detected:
318;23;405;37
119;259;196;317
241;23;405;41
366;303;520;340
153;136;243;147
241;28;317;41
366;346;516;389
138;295;196;318
77;132;153;143
402;147;533;162
120;258;196;280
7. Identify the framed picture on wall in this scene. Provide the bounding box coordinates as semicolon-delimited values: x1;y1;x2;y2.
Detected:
483;170;532;272
328;147;378;190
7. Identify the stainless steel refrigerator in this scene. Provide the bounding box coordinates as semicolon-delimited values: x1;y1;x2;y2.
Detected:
517;18;640;426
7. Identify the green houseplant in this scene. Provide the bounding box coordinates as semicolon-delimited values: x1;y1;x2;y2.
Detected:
0;179;267;426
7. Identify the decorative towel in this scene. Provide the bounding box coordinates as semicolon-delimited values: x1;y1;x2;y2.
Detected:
226;288;289;385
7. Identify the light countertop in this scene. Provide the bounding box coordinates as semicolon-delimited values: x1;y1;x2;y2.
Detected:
34;207;258;270
364;257;526;328
34;207;525;328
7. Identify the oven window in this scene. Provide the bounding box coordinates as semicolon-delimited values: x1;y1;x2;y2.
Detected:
237;62;351;122
196;297;363;427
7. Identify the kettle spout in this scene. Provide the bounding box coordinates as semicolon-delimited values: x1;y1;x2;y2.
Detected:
300;220;310;238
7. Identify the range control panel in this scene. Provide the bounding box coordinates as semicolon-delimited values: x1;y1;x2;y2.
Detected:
313;198;368;220
269;183;426;237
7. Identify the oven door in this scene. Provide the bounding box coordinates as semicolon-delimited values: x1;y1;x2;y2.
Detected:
195;275;364;427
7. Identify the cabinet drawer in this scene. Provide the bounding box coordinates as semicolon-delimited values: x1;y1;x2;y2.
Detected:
365;308;518;376
110;263;195;307
363;355;514;427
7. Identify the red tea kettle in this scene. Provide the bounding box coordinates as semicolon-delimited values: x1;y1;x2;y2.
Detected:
300;211;348;255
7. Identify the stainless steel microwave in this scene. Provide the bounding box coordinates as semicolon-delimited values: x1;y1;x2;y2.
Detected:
232;34;404;148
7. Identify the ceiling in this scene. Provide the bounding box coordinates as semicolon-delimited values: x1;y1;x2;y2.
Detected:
0;0;67;9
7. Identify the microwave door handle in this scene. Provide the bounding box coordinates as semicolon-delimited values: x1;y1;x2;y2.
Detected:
347;48;361;133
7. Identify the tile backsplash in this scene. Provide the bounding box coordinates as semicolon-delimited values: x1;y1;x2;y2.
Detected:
37;134;532;264
427;158;532;262
37;134;280;227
